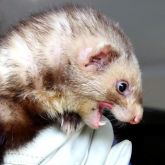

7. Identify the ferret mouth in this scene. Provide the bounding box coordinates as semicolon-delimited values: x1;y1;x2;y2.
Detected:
97;101;113;127
83;101;113;129
99;101;113;112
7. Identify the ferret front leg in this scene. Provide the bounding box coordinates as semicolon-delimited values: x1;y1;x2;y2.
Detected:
59;100;101;134
58;112;84;134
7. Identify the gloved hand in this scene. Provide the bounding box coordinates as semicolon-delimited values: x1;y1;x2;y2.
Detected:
3;117;132;165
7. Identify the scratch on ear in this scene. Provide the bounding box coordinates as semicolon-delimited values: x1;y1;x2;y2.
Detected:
102;45;119;63
78;44;119;72
89;45;119;70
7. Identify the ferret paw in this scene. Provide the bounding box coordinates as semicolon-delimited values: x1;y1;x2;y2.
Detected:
58;112;84;134
61;121;84;134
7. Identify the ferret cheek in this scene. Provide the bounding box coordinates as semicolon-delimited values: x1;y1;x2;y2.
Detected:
110;106;131;122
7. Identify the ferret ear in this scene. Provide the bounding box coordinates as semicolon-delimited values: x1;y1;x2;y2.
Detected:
78;45;119;71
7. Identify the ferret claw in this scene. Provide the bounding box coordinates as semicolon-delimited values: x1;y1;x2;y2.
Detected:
99;121;106;126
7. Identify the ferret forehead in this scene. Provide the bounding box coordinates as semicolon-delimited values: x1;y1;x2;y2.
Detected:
104;57;142;86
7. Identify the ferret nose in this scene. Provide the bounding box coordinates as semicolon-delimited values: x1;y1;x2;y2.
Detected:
129;115;142;124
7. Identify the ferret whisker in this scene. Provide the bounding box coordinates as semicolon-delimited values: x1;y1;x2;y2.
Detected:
39;114;49;121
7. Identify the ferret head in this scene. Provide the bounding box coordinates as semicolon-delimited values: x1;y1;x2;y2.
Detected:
65;9;143;126
69;43;143;126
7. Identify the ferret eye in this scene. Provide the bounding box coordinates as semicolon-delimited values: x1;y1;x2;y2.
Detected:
116;81;129;95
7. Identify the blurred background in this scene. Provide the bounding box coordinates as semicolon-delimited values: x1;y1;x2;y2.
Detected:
0;0;164;109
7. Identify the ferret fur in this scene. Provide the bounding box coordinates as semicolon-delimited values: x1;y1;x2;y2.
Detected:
0;5;143;162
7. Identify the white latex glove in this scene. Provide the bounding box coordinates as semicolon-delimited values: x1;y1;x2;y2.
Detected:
3;117;132;165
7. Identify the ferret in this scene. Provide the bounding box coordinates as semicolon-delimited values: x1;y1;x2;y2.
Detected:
0;5;143;162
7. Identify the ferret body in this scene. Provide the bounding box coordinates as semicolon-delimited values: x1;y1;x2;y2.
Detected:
0;5;143;162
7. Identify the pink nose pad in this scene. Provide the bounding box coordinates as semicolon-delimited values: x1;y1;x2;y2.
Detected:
129;115;141;124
